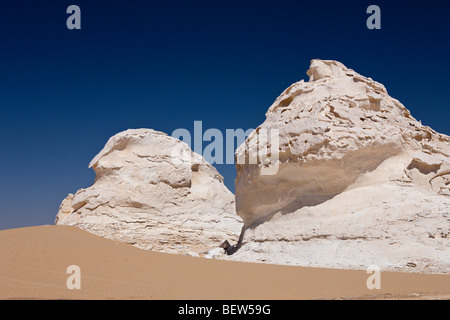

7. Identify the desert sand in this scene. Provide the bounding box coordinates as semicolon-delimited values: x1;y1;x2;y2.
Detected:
0;225;448;300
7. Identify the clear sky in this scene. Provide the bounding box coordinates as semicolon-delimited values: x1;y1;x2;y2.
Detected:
1;0;449;229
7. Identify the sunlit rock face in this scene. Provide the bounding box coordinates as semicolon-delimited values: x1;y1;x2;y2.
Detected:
56;129;242;255
232;60;450;273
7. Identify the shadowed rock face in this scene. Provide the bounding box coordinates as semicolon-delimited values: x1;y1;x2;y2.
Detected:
236;144;401;227
235;59;450;228
56;129;242;255
231;60;450;273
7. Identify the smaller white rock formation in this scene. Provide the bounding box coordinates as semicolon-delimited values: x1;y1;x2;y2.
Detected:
56;129;242;255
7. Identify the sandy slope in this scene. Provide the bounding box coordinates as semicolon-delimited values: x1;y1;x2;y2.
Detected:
0;226;448;300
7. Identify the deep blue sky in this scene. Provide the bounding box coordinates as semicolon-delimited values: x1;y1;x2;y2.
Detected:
1;0;449;229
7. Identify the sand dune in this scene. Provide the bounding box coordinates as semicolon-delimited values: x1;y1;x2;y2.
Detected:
0;225;448;300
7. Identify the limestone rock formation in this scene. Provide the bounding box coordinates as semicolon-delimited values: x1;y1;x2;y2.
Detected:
231;60;450;273
56;129;242;255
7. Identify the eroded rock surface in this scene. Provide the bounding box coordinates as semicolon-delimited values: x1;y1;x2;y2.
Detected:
231;60;450;273
56;129;242;255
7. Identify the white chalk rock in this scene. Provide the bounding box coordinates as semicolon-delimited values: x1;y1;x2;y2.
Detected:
232;60;450;273
56;129;242;254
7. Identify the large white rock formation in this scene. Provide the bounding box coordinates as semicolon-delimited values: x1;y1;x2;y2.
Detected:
231;60;450;273
56;129;242;255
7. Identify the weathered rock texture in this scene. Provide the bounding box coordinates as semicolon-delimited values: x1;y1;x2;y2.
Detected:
231;60;450;273
56;129;242;255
